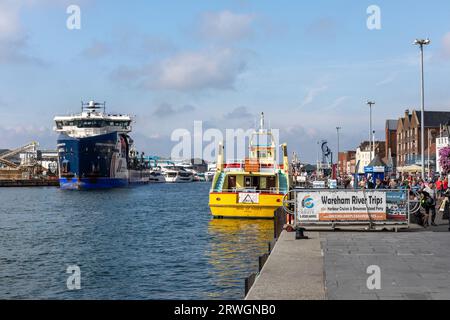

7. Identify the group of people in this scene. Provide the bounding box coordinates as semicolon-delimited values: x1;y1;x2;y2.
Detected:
413;179;450;230
338;174;450;230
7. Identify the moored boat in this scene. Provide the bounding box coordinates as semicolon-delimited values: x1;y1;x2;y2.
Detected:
209;113;290;219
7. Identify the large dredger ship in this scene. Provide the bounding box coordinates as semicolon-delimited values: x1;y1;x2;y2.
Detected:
54;101;150;190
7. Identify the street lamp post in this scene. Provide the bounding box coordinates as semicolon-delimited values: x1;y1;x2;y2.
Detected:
367;101;375;161
428;130;431;179
414;38;431;181
336;126;342;181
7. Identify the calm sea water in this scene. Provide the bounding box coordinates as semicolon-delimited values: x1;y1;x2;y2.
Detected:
0;183;273;300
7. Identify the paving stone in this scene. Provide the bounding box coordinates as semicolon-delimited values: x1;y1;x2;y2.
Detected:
321;231;450;300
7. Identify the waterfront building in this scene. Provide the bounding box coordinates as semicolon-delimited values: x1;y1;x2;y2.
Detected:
436;136;450;175
338;151;356;176
385;119;398;171
355;141;386;174
396;109;450;169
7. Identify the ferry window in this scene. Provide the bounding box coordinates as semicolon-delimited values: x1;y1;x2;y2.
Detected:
257;151;267;158
267;176;276;190
252;176;260;189
228;176;236;189
56;121;63;129
244;177;252;188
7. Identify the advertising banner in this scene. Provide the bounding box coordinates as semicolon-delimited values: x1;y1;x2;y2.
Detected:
297;191;387;222
385;191;408;221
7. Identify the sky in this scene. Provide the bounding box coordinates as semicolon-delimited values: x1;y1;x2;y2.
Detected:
1;0;450;162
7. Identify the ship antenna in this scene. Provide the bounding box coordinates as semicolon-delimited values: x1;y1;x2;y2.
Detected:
260;112;265;131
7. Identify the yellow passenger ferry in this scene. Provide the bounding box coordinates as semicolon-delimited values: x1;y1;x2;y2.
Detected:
209;113;290;219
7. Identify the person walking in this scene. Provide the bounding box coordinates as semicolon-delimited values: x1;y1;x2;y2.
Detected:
423;183;438;226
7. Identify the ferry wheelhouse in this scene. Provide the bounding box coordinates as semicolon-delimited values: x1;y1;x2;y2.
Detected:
209;113;290;218
54;101;149;190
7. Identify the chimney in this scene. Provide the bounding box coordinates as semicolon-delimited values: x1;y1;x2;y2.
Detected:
404;109;410;118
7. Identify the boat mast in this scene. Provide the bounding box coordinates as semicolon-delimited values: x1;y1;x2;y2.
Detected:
260;112;265;132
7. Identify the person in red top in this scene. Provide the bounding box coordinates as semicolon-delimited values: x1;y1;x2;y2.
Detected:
437;177;443;198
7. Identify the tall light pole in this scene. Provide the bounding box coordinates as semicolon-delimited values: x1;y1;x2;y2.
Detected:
414;38;431;180
427;130;431;179
336;126;342;180
367;101;375;161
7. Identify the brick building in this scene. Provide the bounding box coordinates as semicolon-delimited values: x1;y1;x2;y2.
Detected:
338;151;356;176
385;120;398;170
396;110;450;168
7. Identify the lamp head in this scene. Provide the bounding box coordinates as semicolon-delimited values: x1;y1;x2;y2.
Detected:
414;38;431;46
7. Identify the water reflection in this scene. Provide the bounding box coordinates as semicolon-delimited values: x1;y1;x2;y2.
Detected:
206;219;273;300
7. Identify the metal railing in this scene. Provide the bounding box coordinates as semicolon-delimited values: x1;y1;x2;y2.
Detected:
218;187;281;194
223;159;280;173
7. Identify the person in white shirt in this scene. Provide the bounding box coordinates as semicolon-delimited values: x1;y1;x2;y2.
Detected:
423;183;437;226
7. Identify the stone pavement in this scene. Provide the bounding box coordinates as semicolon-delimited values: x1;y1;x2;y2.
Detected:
246;222;450;300
322;231;450;300
245;231;325;300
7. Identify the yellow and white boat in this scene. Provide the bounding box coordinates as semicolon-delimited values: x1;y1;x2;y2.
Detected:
209;113;290;219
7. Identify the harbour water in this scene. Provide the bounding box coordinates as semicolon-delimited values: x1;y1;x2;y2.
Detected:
0;183;273;300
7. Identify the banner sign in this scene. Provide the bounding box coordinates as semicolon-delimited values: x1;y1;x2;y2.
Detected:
239;193;259;204
385;191;408;221
297;191;387;222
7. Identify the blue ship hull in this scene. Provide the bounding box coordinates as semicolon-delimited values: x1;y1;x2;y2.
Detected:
59;177;129;190
57;131;136;190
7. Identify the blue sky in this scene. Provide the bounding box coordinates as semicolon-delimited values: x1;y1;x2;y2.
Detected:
1;0;450;162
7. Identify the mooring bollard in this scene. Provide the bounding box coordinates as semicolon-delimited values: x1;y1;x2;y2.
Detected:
295;227;309;240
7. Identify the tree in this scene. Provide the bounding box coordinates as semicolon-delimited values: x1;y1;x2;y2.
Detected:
439;146;450;175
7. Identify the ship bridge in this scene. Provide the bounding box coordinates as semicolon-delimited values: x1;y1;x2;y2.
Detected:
54;101;132;138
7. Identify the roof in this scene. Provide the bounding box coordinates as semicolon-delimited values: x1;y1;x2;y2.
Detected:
386;119;398;131
413;110;450;128
368;155;387;167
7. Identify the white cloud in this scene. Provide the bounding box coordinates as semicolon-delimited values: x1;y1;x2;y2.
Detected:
376;72;398;86
299;85;328;108
0;1;21;41
326;96;348;111
112;48;248;91
199;10;255;43
442;32;450;58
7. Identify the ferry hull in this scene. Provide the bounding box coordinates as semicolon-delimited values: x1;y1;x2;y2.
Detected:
209;193;284;219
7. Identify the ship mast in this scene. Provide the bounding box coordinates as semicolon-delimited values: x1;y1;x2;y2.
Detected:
260;112;265;132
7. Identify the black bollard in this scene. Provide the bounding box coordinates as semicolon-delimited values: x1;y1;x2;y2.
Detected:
295;227;309;240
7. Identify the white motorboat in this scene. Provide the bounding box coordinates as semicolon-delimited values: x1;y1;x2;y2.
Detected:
161;166;194;183
149;168;166;183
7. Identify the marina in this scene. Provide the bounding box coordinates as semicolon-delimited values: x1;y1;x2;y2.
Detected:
2;0;450;307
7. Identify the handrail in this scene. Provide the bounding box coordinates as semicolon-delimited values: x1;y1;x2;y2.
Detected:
214;188;282;194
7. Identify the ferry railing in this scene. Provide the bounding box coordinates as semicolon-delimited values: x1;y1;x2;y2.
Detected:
223;159;280;173
219;188;281;194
